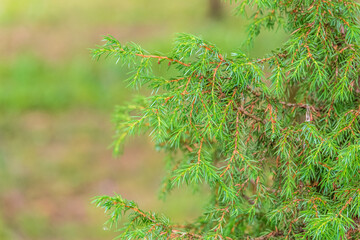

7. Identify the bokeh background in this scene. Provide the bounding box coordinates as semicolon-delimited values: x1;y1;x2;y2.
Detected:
0;1;286;239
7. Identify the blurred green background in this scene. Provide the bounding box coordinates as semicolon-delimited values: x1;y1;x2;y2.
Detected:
0;1;285;239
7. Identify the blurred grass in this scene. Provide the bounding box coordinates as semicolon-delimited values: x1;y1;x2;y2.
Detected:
0;56;122;111
0;0;286;239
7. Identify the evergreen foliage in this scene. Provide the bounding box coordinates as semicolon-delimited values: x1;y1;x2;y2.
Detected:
92;0;360;239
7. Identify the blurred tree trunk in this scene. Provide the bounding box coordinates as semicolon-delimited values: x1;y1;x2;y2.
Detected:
209;0;222;20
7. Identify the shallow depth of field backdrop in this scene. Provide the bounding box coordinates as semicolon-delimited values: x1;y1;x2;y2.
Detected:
0;1;286;239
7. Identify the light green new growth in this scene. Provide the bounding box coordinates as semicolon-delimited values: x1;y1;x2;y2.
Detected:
92;0;360;239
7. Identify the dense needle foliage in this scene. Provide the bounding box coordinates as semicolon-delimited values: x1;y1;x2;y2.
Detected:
92;0;360;239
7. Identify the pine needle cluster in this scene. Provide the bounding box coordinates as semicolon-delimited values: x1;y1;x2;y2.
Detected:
91;0;360;239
